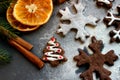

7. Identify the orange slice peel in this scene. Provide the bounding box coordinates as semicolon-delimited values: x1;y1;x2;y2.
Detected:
7;3;39;32
6;0;53;31
13;0;53;26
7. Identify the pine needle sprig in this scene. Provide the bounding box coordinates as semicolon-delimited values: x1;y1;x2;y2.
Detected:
0;49;11;64
0;0;21;36
0;0;12;14
0;16;21;36
0;0;22;65
0;26;18;41
0;16;22;41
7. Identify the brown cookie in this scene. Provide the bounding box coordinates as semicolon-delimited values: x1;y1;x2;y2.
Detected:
73;36;118;80
109;23;120;43
117;4;120;15
96;0;114;9
42;37;67;67
53;0;67;4
103;11;120;27
103;4;120;27
103;5;120;43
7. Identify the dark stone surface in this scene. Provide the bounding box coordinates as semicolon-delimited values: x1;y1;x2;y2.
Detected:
0;0;120;80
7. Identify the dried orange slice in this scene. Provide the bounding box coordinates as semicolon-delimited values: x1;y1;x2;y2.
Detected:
7;3;39;31
13;0;53;26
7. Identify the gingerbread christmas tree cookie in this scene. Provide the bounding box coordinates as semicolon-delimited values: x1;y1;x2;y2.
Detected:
42;37;67;67
74;36;118;80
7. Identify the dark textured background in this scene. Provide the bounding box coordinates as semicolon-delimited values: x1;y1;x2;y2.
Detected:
0;0;120;80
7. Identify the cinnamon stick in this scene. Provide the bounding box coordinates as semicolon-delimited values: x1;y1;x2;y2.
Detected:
12;37;33;50
0;26;33;50
9;39;44;69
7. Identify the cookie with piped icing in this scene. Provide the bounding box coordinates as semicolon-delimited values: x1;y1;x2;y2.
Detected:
42;37;67;67
109;23;120;43
96;0;114;9
103;5;120;43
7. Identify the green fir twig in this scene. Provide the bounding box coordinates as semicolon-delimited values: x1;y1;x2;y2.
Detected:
0;0;21;65
0;0;12;14
0;16;21;35
0;49;11;64
0;26;17;41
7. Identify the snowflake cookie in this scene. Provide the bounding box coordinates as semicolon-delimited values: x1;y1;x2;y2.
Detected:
109;24;120;43
104;5;120;43
53;0;67;4
117;4;120;15
74;36;118;80
42;37;67;67
104;11;120;26
96;0;114;9
57;0;98;42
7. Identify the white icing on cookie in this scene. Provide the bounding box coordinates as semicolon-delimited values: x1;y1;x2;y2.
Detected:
117;4;120;8
112;29;120;39
105;12;120;25
47;46;62;53
98;0;111;4
43;52;64;61
57;0;98;41
43;37;64;61
43;57;61;61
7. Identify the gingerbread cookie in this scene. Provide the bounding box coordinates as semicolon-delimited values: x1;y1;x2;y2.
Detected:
103;11;120;27
117;4;120;15
74;36;118;80
42;37;67;67
57;0;98;42
96;0;114;9
53;0;67;4
104;6;120;43
109;23;120;43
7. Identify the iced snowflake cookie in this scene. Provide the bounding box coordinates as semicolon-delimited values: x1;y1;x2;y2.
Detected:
104;5;120;43
96;0;114;9
117;4;120;15
42;37;67;67
53;0;67;4
74;36;118;80
104;11;120;27
109;23;120;43
57;0;98;42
